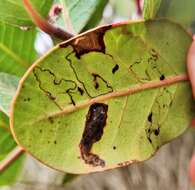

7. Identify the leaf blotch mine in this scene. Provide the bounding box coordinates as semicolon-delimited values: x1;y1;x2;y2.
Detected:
112;64;119;74
60;26;111;59
79;103;108;167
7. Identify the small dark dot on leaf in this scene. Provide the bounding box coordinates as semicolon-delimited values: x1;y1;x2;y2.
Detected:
113;146;116;150
154;129;160;136
95;83;99;89
48;117;54;124
148;112;152;122
112;64;119;74
148;137;152;143
54;140;57;144
160;74;165;80
78;87;84;95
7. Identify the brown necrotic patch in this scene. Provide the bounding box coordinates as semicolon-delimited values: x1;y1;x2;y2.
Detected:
79;103;108;167
60;25;112;59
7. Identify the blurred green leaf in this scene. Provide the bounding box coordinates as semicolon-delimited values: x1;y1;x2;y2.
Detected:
0;112;9;129
144;0;195;32
0;73;19;116
0;22;37;76
143;0;162;19
0;0;53;27
0;103;25;187
62;0;108;33
0;127;25;186
81;0;109;32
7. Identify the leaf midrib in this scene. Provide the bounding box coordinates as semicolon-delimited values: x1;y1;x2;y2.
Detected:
31;74;188;124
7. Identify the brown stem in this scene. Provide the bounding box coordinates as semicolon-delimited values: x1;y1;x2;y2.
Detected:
136;0;142;16
0;146;24;172
23;0;74;41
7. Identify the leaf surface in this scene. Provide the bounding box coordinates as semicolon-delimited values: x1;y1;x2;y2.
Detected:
0;0;53;27
62;0;108;33
11;19;195;174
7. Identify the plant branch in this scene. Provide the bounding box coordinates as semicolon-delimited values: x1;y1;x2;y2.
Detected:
0;146;24;172
23;0;74;41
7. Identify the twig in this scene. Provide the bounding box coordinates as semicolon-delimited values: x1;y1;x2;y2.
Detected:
23;0;74;41
0;146;24;172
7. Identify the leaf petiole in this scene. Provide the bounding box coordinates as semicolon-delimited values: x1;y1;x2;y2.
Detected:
0;146;24;172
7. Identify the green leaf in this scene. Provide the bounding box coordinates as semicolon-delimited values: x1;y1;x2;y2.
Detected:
0;22;37;76
0;73;19;116
0;0;53;27
143;0;162;19
0;112;9;130
144;0;195;32
0;127;24;186
62;0;108;33
0;110;24;187
10;19;195;174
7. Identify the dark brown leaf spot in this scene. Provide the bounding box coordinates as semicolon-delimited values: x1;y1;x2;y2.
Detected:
48;117;54;124
154;128;160;136
148;112;153;122
112;64;119;74
92;73;100;89
78;87;84;95
24;97;31;102
79;103;108;167
60;25;112;59
160;74;165;81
